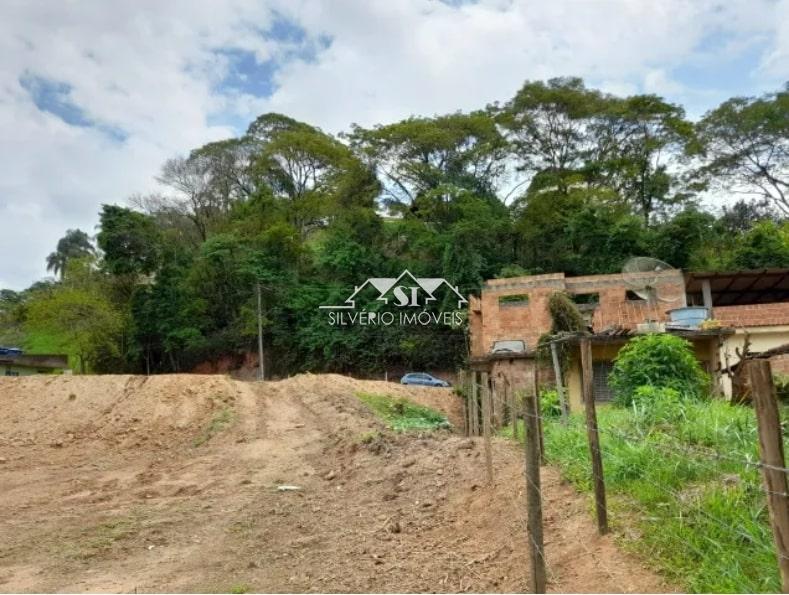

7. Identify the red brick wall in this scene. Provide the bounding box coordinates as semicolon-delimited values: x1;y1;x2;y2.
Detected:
714;303;789;327
472;270;685;357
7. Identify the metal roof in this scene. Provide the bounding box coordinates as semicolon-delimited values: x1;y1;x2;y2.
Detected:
685;268;789;307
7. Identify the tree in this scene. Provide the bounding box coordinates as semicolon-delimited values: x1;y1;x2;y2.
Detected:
248;113;379;236
349;110;507;218
594;94;696;223
649;207;716;270
45;229;94;279
157;138;254;241
97;205;161;276
730;221;789;269
500;77;608;196
696;86;789;213
24;266;122;373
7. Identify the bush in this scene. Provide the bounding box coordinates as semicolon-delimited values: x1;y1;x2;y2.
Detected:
540;388;563;418
609;333;708;406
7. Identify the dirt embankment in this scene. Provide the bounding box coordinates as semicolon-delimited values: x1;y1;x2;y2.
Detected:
0;373;669;593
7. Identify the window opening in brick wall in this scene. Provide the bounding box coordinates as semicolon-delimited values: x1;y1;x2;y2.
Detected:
625;290;647;302
499;294;529;308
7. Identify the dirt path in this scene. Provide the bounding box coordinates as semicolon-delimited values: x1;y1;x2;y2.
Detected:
0;374;671;593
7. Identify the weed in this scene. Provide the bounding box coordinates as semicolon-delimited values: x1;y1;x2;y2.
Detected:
193;406;234;447
355;392;449;432
229;583;250;594
58;517;138;560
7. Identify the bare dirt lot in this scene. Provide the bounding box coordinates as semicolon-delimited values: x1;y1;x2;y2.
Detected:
0;373;670;593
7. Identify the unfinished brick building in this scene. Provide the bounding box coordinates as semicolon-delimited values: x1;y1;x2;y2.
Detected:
469;268;789;408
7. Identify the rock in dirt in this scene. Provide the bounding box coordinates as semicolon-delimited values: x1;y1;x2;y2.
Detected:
457;440;474;450
324;470;336;481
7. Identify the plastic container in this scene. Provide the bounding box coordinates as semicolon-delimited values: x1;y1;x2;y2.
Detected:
667;306;709;328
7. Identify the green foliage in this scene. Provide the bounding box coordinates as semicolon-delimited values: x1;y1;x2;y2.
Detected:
730;221;789;269
24;272;122;373
10;79;789;377
547;292;585;334
696;86;789;214
539;389;562;418
97;205;161;276
355;392;449;431
609;334;709;405
533;399;787;593
46;229;94;279
628;385;685;426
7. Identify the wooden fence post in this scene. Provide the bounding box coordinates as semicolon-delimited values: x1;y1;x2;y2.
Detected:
747;360;789;592
471;371;479;437
532;368;545;465
464;371;471;437
524;381;547;593
509;380;518;440
458;370;467;436
491;379;499;429
481;372;494;484
580;338;608;535
550;341;570;423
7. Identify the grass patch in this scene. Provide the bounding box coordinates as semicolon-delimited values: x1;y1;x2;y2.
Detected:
356;392;449;431
57;517;138;560
229;584;250;594
193;406;234;447
503;398;789;593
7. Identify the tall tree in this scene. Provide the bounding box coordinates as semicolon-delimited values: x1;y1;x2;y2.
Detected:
248;113;379;236
97;205;161;277
500;77;608;196
594;94;695;223
45;229;94;279
349;110;508;218
157;138;255;241
696;86;789;213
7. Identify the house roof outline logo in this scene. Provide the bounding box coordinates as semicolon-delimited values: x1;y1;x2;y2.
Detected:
319;269;468;310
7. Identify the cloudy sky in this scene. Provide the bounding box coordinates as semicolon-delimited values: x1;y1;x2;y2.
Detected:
1;0;787;290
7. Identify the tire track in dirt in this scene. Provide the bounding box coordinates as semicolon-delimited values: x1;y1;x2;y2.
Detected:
0;374;672;593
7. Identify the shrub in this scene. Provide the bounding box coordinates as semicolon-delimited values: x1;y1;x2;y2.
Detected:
609;333;708;406
540;388;562;418
547;292;585;333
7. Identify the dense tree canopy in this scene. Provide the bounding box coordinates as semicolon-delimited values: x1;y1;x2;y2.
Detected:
3;79;788;376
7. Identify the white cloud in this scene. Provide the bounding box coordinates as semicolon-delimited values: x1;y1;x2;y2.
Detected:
0;0;787;289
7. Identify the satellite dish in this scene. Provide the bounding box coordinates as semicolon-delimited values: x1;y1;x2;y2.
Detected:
621;257;684;305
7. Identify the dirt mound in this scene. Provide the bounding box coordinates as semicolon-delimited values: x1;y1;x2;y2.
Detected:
0;373;669;593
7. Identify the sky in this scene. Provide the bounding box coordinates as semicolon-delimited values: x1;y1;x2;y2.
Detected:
1;0;787;290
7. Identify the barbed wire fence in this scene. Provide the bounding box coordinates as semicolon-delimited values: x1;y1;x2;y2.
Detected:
458;346;789;594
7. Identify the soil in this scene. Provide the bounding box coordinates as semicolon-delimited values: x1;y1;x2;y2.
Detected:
0;373;672;593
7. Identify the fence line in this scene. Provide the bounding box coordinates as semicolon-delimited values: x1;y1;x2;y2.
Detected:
458;360;789;591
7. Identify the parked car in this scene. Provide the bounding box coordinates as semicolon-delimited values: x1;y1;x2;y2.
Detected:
400;372;450;387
